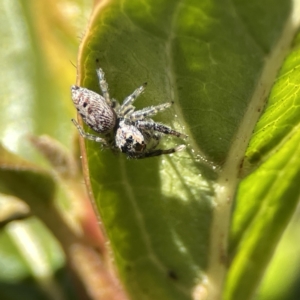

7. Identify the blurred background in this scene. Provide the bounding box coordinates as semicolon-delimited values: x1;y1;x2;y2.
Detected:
0;0;92;163
0;1;106;300
0;1;300;300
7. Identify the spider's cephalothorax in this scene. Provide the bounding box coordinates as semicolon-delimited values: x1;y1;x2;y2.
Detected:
71;67;187;159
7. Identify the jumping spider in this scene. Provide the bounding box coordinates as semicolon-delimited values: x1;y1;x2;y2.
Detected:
71;67;187;159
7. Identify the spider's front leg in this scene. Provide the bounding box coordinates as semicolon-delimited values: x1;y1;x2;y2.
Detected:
129;102;173;121
72;119;108;147
136;120;188;139
96;68;119;109
129;144;186;159
119;83;147;116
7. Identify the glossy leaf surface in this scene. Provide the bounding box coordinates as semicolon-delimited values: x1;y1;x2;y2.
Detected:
75;1;298;300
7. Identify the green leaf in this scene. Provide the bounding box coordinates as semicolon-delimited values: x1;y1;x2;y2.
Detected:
226;28;300;300
75;0;296;299
256;213;300;300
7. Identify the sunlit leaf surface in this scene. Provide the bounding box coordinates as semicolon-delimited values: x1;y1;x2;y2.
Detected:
75;1;297;299
227;29;300;300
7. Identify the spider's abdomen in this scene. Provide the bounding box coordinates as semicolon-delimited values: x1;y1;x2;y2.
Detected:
115;120;146;155
71;85;116;133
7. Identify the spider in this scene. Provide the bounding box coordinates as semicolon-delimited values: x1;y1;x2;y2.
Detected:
71;67;187;159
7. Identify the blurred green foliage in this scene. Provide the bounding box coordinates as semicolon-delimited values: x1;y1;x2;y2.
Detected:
1;1;300;300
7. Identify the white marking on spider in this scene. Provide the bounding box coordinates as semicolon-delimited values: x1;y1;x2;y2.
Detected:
71;67;187;159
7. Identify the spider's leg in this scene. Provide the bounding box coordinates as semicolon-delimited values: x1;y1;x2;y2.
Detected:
119;83;147;116
136;120;188;139
72;119;108;146
96;68;113;107
111;98;120;110
122;106;135;117
129;144;186;159
129;102;172;121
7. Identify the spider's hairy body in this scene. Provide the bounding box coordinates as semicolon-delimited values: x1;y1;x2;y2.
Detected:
72;86;116;133
71;67;187;159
